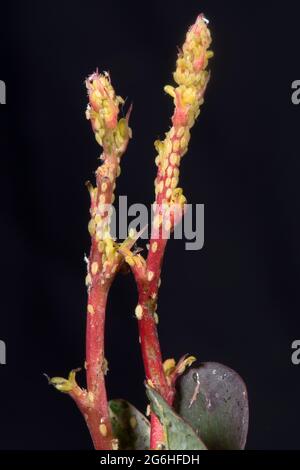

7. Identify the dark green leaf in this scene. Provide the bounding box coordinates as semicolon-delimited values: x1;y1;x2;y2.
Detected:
175;362;249;449
109;399;150;450
146;385;207;450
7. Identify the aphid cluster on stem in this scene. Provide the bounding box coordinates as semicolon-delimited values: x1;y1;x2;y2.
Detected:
49;14;213;451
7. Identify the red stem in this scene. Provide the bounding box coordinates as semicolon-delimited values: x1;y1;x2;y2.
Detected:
132;234;176;448
85;259;113;449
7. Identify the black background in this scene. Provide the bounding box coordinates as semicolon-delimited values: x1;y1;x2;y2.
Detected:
0;0;300;450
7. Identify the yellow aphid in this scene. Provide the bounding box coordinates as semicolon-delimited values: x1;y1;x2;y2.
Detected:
117;166;121;177
155;155;160;166
95;132;103;146
151;241;158;253
166;188;172;199
105;238;114;258
172;139;180;152
93;117;101;131
88;304;95;315
177;126;185;138
172;187;183;199
135;304;143;320
147;271;154;282
88;218;96;236
154;312;159;324
117;117;129;138
129;228;136;239
180;132;190;150
85;274;91;286
101;182;107;192
173;167;179;178
164;84;176;98
171;177;178;189
165;139;172;155
182;87;196;105
167;166;173;177
88;391;94;403
99;423;108;437
95;214;102;224
162;158;168;172
154;139;164;154
173;68;190;87
165;177;171;187
158;180;164;193
169;127;175;139
153;214;160;229
91;262;98;275
170;153;177;165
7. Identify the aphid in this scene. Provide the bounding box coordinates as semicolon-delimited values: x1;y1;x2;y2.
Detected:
99;423;108;437
151;241;158;253
91;262;98;275
135;304;143;320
